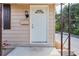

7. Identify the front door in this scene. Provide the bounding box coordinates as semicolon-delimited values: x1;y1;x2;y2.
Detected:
30;5;49;43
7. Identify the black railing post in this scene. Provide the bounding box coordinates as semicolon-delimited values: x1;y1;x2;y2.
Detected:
68;3;71;56
60;3;64;56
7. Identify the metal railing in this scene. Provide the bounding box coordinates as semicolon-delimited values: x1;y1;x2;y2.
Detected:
60;3;71;56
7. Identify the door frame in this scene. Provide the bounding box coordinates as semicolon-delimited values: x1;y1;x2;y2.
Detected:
30;5;49;44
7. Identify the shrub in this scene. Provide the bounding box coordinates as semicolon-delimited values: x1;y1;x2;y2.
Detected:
55;22;61;32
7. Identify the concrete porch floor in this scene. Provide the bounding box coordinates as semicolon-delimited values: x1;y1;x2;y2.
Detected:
7;47;60;56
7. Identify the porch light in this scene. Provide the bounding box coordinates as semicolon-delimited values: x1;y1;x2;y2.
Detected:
25;10;29;19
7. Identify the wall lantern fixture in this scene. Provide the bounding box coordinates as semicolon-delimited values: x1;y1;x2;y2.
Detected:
25;10;29;19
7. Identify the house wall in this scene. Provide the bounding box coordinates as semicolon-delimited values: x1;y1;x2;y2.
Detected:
48;4;55;47
2;4;30;48
2;4;55;48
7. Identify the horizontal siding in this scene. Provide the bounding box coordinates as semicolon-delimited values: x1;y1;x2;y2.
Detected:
48;4;55;46
2;4;55;48
2;4;30;48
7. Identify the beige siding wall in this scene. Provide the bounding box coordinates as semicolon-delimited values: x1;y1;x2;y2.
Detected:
2;4;55;48
48;4;55;46
2;4;30;48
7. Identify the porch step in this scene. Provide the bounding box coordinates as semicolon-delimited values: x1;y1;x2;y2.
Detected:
4;44;53;48
24;44;53;47
7;47;60;56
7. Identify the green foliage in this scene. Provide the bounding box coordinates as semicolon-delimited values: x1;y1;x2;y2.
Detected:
55;21;61;31
72;28;79;35
55;14;61;32
56;3;79;35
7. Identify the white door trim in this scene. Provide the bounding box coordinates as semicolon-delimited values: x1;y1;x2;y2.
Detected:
30;5;49;44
